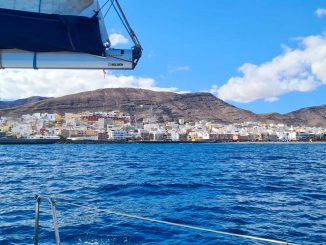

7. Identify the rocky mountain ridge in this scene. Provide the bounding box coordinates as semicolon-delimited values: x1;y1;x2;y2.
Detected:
0;96;49;110
0;88;325;127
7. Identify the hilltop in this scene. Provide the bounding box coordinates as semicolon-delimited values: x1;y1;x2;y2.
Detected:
0;88;325;127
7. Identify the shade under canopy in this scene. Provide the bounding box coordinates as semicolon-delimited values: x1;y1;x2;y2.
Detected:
0;8;105;56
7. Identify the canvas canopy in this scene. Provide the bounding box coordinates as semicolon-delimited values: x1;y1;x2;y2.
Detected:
0;0;142;70
0;0;95;16
0;0;109;56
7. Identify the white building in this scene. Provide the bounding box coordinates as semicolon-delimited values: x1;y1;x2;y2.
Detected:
170;131;180;141
108;130;126;140
41;113;57;122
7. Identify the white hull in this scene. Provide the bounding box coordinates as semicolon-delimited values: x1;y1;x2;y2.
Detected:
0;49;134;70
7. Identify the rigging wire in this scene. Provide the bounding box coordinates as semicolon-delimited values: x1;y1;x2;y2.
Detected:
0;194;295;245
103;0;115;18
99;0;142;49
113;0;142;48
94;0;112;17
98;0;142;67
57;200;295;245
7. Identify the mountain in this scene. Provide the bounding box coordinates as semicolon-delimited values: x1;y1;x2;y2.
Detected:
0;88;325;127
270;105;326;128
0;96;50;109
256;105;326;127
0;88;259;124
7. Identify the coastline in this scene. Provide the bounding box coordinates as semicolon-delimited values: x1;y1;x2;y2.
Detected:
0;138;325;145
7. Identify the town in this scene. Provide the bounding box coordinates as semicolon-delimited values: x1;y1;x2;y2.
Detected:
0;111;325;142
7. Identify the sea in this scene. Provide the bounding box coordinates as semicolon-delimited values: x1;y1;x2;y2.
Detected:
0;143;325;245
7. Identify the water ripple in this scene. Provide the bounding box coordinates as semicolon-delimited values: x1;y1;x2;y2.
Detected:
0;143;325;244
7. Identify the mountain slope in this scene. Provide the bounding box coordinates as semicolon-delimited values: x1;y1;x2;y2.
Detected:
284;105;326;127
0;96;50;110
257;105;326;127
0;88;325;127
0;88;259;123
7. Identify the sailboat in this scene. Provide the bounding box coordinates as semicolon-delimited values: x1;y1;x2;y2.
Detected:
0;0;142;70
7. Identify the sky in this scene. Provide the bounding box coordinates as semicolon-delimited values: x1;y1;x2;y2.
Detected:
0;0;326;114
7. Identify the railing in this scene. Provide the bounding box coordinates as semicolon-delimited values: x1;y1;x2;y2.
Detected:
1;194;295;245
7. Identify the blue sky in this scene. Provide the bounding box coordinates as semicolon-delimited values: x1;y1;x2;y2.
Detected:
0;0;325;114
107;0;326;113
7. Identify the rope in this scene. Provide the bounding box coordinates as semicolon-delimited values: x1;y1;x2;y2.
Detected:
106;55;132;63
33;53;38;70
38;0;42;13
58;200;295;245
0;50;3;69
32;0;42;69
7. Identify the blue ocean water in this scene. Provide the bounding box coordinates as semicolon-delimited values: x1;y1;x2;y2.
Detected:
0;143;325;245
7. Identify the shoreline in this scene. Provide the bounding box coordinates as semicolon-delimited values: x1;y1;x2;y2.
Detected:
0;138;325;145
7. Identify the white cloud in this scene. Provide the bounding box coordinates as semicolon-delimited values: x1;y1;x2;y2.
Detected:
209;85;219;94
169;66;190;73
217;33;326;103
109;33;129;47
0;70;178;100
315;8;326;18
265;97;279;102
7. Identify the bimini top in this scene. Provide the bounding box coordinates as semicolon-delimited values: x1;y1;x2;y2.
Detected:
0;0;106;56
0;0;142;70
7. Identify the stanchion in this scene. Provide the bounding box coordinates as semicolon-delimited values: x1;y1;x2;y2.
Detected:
33;195;41;245
49;198;61;245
